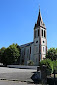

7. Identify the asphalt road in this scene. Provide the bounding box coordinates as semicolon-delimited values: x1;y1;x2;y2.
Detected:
0;67;37;85
0;80;42;85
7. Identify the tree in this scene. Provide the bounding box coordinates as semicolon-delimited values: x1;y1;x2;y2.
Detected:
53;60;57;72
0;47;6;63
1;43;21;65
40;59;53;74
46;48;57;60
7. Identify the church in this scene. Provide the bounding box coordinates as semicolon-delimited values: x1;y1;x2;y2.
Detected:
20;9;47;66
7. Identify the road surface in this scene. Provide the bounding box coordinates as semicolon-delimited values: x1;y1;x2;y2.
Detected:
0;67;38;85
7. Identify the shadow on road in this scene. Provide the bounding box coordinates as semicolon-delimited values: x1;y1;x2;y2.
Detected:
31;72;41;84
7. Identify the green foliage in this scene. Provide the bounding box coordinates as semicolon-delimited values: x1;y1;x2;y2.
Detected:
28;60;34;66
53;60;57;72
40;59;53;74
0;43;21;65
40;58;57;75
45;48;57;73
46;48;57;60
0;47;6;62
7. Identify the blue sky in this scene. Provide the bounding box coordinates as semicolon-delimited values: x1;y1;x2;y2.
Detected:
0;0;57;49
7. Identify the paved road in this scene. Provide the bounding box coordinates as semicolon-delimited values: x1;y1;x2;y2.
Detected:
0;67;36;80
0;80;27;85
0;80;42;85
0;67;37;85
0;67;36;73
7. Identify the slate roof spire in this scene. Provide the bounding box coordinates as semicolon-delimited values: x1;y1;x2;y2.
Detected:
34;8;46;29
37;8;44;26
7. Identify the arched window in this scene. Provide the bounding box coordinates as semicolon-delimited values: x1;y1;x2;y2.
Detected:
38;29;39;36
44;30;46;38
42;29;43;37
43;47;44;52
30;47;31;54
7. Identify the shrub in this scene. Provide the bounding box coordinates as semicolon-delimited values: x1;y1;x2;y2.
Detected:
40;59;53;75
53;60;57;72
28;60;34;66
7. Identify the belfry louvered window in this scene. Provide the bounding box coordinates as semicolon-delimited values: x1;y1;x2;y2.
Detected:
44;30;46;38
42;29;43;37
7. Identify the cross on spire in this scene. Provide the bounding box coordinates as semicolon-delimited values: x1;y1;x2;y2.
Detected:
39;4;40;10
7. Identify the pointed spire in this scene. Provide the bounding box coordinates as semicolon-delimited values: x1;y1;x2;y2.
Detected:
34;8;46;29
37;8;44;25
39;5;40;11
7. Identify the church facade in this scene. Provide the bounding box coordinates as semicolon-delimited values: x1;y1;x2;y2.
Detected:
20;9;47;65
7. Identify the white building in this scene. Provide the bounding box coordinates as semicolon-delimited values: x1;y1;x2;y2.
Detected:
20;9;47;66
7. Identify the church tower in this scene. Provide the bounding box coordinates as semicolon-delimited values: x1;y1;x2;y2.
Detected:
34;9;47;65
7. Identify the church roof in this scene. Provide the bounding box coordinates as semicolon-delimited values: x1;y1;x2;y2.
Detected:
20;42;34;48
34;9;46;29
